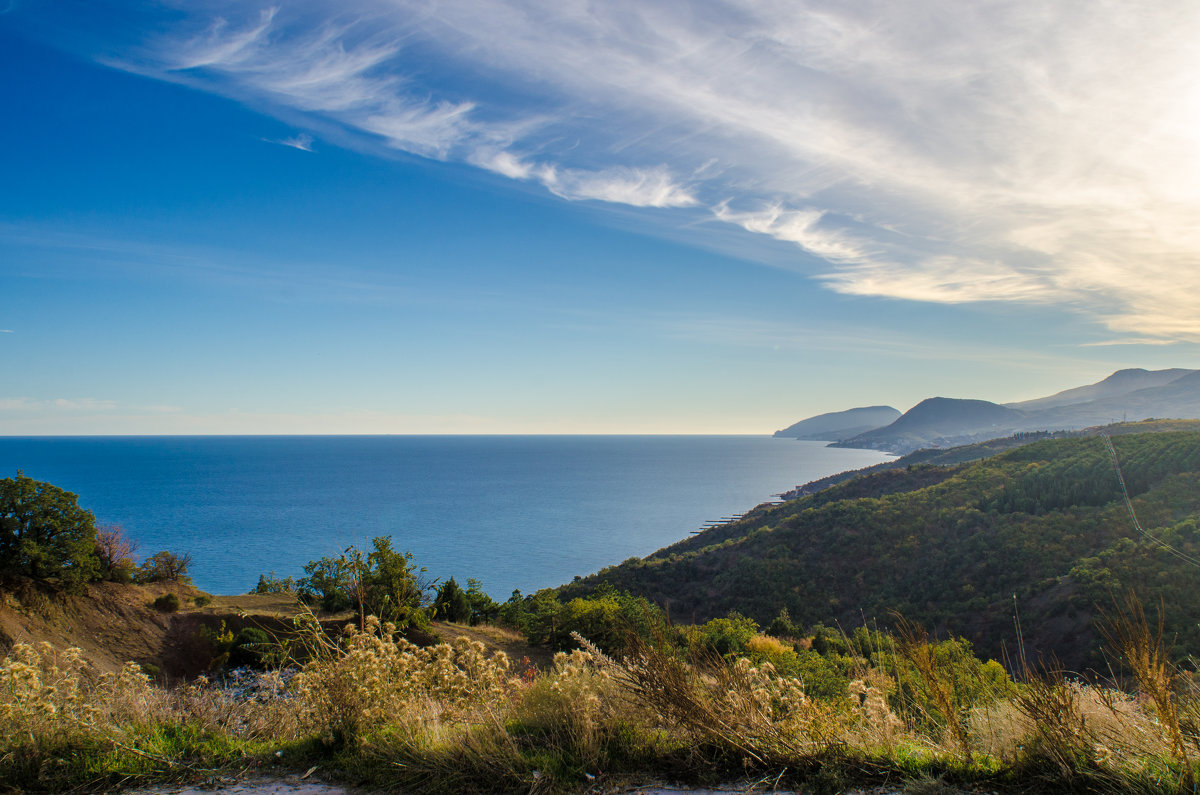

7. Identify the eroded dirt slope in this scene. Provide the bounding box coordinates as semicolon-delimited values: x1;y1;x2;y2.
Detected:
1;581;546;679
0;579;205;674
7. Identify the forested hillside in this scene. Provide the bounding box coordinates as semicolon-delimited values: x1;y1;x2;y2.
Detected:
563;428;1200;670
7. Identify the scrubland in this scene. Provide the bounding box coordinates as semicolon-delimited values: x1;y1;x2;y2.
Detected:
3;603;1199;795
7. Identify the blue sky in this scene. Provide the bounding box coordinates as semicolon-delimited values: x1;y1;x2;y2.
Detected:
2;0;1199;434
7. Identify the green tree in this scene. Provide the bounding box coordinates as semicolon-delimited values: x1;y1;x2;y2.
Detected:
433;577;472;623
498;589;525;628
0;472;99;589
298;554;353;612
465;578;500;625
362;536;429;626
295;536;431;628
135;550;193;584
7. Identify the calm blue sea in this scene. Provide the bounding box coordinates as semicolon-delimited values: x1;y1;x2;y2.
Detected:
0;436;890;597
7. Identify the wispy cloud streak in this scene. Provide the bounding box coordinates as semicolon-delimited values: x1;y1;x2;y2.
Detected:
95;0;1200;340
267;133;313;151
1;397;117;412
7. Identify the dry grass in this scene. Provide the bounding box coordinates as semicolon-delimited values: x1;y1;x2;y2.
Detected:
4;608;1200;793
0;641;164;748
591;632;848;768
291;615;512;746
1101;596;1191;768
894;618;973;763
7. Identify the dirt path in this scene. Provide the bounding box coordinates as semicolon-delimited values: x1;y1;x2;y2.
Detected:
120;775;355;795
120;774;905;795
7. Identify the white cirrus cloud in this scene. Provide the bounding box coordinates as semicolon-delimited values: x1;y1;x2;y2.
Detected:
81;1;1200;339
538;165;697;208
268;133;314;151
468;148;536;180
713;203;864;263
819;257;1062;305
1080;338;1180;348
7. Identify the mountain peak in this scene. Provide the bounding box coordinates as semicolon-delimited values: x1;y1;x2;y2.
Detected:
1008;368;1195;412
774;405;900;440
789;367;1200;455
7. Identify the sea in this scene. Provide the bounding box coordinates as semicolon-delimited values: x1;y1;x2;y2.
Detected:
0;436;891;597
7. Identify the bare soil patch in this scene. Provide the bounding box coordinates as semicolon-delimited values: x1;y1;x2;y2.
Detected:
202;593;311;619
0;579;203;674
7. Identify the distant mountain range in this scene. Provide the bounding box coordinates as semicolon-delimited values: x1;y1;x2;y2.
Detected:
775;368;1200;454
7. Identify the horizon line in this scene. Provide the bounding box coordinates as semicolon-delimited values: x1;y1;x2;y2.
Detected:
0;431;787;438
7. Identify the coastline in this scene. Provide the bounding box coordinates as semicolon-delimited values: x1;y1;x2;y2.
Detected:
0;436;891;597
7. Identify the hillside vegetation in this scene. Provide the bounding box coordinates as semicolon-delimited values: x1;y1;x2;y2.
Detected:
563;427;1200;670
6;438;1200;792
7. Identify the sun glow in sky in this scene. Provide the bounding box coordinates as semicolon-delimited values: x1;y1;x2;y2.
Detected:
2;0;1199;434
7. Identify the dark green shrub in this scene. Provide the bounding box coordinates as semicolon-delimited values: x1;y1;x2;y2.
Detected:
688;612;760;657
296;555;352;612
510;583;669;654
108;561;136;584
193;595;211;608
229;626;272;668
252;572;296;594
767;607;800;639
153;592;181;612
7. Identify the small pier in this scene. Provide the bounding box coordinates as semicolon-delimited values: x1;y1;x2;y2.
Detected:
690;512;749;534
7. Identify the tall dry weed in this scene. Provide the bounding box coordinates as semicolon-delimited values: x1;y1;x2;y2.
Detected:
1101;596;1189;762
291;616;512;746
847;670;905;752
169;670;301;740
894;618;972;762
978;680;1170;766
518;648;626;767
1011;667;1096;782
593;633;844;765
1099;594;1197;790
0;641;162;750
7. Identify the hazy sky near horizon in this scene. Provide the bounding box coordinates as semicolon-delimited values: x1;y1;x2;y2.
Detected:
3;0;1199;434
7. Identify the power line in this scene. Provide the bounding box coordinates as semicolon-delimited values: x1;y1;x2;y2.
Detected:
1102;433;1200;569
